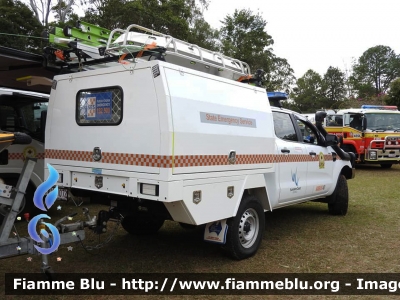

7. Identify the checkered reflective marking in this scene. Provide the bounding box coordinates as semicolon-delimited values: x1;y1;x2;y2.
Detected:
45;150;336;167
8;153;45;160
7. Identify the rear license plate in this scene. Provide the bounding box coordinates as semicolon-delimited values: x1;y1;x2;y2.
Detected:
57;188;68;201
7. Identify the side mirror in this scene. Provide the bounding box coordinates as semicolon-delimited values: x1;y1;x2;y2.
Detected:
325;134;338;146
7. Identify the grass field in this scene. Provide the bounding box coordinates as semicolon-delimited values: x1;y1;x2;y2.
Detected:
1;164;400;299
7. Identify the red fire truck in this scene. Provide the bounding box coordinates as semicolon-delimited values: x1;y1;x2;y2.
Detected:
325;105;400;168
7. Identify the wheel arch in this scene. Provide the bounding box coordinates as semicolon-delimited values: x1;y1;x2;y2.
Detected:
236;173;273;216
340;165;354;180
341;140;358;153
245;187;271;212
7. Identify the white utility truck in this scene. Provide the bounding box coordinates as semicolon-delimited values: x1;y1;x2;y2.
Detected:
44;23;355;259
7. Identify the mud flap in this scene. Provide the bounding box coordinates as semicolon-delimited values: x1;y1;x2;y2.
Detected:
204;219;228;244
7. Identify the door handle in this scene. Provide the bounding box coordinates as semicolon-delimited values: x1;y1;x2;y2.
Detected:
309;151;316;156
281;149;290;153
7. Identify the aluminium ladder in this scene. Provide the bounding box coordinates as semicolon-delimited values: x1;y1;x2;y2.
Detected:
46;22;252;81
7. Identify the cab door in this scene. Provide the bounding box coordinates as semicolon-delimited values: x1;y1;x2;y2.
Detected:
273;111;308;203
295;118;334;197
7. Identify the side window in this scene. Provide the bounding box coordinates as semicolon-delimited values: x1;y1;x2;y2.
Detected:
349;114;362;130
272;112;298;142
0;102;47;142
296;119;318;145
326;115;343;126
0;105;17;129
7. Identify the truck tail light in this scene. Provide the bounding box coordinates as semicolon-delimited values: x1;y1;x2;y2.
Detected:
140;183;159;196
57;173;63;183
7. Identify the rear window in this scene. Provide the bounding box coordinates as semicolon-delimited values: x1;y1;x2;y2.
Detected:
76;86;123;125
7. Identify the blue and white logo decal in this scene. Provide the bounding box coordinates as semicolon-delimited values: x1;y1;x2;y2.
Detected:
28;164;61;255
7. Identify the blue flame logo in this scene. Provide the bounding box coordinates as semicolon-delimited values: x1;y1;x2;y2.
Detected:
28;214;60;255
28;163;60;255
33;164;58;211
291;168;299;186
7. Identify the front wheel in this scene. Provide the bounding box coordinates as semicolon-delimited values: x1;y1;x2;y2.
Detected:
327;175;349;216
121;213;165;235
222;194;265;260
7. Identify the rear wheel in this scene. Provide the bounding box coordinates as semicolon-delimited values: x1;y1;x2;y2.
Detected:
121;213;165;235
179;222;197;229
222;194;265;260
380;164;392;169
327;175;348;216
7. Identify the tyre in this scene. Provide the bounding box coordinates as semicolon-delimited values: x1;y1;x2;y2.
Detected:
222;194;265;260
179;222;197;229
121;213;164;235
327;174;348;216
380;164;392;169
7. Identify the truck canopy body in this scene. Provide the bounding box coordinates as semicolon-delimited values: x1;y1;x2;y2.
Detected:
46;61;279;224
46;58;353;226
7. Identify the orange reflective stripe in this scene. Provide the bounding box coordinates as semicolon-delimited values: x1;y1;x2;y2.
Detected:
45;150;337;168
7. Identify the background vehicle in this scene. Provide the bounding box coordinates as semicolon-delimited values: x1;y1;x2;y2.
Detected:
0;88;50;220
325;105;400;168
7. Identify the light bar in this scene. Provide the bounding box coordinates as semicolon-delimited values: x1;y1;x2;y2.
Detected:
361;105;398;110
267;92;288;101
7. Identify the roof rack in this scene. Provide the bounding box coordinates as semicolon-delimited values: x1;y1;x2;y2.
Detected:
105;24;251;80
45;22;251;81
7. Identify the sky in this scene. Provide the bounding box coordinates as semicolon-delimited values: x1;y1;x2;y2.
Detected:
203;0;400;79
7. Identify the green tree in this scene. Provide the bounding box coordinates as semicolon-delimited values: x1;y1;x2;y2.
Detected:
0;0;43;52
219;9;273;69
52;0;75;23
352;45;400;95
291;69;326;113
187;17;219;51
386;78;400;108
323;66;346;106
219;9;295;93
264;56;296;94
81;0;205;41
26;0;75;27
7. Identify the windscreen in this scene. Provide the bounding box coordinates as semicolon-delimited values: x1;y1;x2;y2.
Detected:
366;113;400;131
0;100;48;142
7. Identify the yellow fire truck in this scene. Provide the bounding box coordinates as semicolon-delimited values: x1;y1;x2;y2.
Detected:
325;105;400;168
